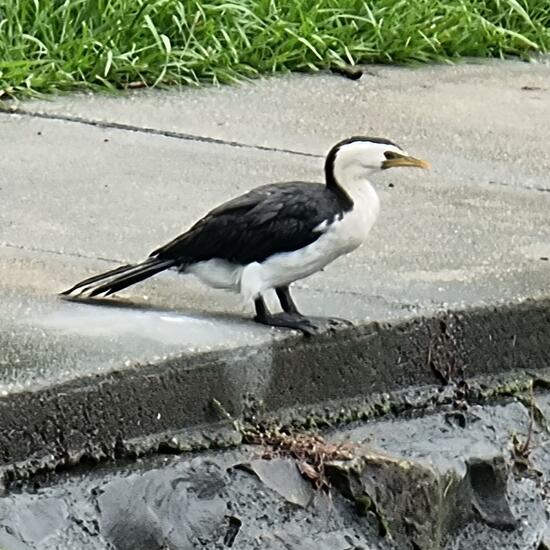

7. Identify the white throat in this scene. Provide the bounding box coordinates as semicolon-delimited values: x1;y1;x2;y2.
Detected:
330;153;381;246
334;164;376;200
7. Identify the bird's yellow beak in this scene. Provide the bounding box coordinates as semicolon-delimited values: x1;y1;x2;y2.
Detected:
382;153;430;170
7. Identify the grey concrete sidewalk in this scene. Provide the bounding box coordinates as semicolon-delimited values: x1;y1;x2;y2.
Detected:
0;59;549;476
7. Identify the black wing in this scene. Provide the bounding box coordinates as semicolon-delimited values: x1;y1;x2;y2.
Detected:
150;182;350;265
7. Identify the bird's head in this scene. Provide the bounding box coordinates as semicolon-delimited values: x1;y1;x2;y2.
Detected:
325;136;430;188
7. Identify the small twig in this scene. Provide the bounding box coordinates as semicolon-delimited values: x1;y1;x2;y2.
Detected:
211;399;357;491
512;380;539;474
212;398;233;420
519;381;535;457
211;398;244;433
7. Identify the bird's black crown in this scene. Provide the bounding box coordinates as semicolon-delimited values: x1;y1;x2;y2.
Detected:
324;136;401;188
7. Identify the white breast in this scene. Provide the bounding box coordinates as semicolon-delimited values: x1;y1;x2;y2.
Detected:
239;181;380;300
324;181;380;252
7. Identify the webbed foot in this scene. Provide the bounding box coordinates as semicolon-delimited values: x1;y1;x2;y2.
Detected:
254;312;354;336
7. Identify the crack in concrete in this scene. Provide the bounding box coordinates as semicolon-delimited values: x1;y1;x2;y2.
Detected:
0;108;323;160
2;242;405;303
2;108;549;193
487;179;550;194
295;283;423;309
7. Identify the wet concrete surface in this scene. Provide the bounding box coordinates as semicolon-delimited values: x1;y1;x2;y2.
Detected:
0;289;276;394
332;401;549;549
1;398;549;550
1;114;549;318
12;59;550;192
0;61;550;546
1;294;549;480
0;449;381;550
1;88;549;473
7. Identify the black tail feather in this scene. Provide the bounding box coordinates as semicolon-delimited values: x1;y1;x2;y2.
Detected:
60;258;176;297
60;263;135;295
88;260;175;297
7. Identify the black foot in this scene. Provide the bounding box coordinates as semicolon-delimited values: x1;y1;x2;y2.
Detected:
254;312;354;336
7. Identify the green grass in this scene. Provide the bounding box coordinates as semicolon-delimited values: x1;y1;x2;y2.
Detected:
0;0;549;98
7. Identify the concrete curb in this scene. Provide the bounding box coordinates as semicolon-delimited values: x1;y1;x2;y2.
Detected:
2;298;549;480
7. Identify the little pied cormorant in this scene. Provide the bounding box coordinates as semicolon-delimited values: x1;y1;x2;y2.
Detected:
61;137;429;335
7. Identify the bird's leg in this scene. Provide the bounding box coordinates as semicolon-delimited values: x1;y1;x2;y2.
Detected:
254;295;316;336
276;285;354;330
254;295;272;324
254;291;353;336
275;285;300;315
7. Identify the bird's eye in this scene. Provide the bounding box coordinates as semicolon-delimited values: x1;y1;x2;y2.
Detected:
384;151;400;160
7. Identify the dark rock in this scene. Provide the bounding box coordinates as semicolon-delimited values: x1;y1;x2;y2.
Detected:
468;457;517;529
238;458;315;508
1;400;549;550
97;462;227;550
0;528;33;550
0;494;70;549
330;66;364;80
538;526;550;550
327;447;518;550
327;452;471;550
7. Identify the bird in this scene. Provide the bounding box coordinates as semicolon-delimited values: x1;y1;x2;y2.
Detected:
61;136;429;335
